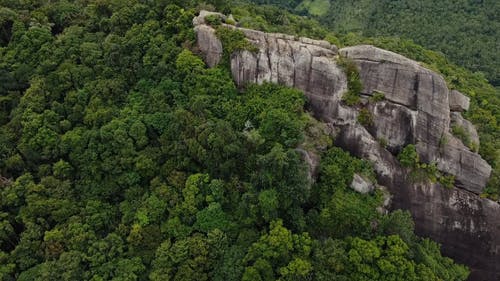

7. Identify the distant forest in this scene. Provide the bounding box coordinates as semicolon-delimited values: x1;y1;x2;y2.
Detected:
0;0;497;280
250;0;500;87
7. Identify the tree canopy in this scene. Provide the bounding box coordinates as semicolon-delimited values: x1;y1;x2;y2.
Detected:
0;1;474;280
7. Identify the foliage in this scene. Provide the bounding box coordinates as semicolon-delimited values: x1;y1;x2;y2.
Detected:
241;0;500;198
451;125;475;151
370;91;385;102
398;145;420;168
398;145;456;187
0;1;469;280
295;0;330;16
216;26;258;66
205;14;223;26
357;108;373;127
262;0;500;87
338;57;362;106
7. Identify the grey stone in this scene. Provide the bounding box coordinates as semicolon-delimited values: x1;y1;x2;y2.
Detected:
194;18;498;280
437;133;491;193
194;24;222;68
192;10;226;26
376;185;392;214
450;112;480;146
339;45;491;194
449;90;470;112
367;101;417;153
351;173;375;194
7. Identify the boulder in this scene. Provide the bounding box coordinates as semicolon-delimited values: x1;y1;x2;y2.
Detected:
194;24;223;67
339;45;490;194
449;89;470;112
351;173;375;194
437;133;491;193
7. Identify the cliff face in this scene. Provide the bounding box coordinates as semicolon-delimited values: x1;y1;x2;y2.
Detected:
193;11;499;280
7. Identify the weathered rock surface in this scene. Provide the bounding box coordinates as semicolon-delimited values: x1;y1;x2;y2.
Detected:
227;26;349;123
450;89;471;112
451;112;480;146
194;12;499;280
366;101;416;153
351;173;375;194
194;24;223;67
340;45;491;194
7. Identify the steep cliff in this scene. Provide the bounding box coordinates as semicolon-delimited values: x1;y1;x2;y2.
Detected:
194;11;499;280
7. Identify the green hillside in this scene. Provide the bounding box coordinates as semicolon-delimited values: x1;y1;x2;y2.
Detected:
0;0;492;280
266;0;500;87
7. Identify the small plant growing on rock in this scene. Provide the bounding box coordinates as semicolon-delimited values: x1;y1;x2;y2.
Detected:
417;162;439;183
438;134;448;149
451;124;470;144
370;91;385;102
438;174;455;189
469;142;479;153
377;137;388;148
338;57;362;106
216;26;258;66
358;108;373;127
225;17;236;25
398;144;419;168
205;14;223;26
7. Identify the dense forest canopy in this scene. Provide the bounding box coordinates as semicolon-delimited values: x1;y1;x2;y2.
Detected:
250;0;500;87
235;0;500;198
0;0;496;280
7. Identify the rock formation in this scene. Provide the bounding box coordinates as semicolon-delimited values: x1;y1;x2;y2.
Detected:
193;12;499;280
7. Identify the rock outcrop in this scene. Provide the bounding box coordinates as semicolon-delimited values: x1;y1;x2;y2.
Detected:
450;89;471;112
350;173;375;194
340;45;491;194
193;12;499;280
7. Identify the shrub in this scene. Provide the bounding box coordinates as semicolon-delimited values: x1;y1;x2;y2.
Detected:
338;57;362;106
377;137;388;148
438;174;455;189
357;108;373;127
397;145;419;168
370;91;385;102
451;125;471;149
216;26;258;66
205;14;222;26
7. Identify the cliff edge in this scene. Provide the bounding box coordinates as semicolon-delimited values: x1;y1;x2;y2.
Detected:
193;11;499;280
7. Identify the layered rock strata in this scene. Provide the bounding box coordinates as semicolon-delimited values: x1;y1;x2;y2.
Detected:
193;12;499;280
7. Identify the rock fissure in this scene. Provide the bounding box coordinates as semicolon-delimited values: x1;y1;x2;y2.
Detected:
286;40;297;88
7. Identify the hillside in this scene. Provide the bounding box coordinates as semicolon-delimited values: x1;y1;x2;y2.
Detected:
254;0;500;87
0;1;497;280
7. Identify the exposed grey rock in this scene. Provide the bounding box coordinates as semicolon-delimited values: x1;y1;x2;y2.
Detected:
194;15;498;280
450;112;480;146
437;133;491;193
296;148;320;184
402;182;500;281
351;173;375;194
226;26;351;124
449;89;470;112
340;45;491;194
194;24;223;67
192;10;226;26
376;185;393;215
367;101;417;153
335;123;500;281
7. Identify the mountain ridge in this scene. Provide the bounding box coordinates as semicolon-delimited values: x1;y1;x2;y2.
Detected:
194;11;500;280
